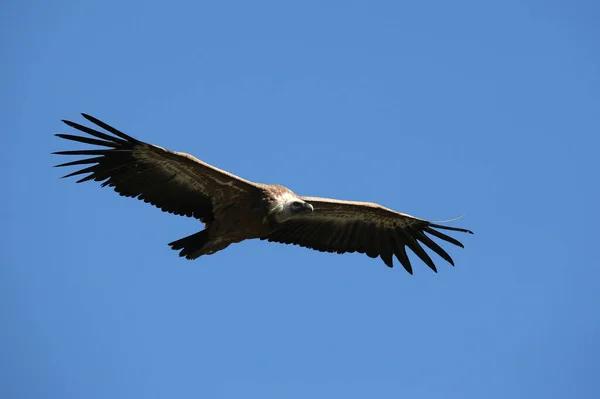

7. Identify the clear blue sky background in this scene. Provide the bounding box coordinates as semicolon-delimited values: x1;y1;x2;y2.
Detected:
2;1;599;398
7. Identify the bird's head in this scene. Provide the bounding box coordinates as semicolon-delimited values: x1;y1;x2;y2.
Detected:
268;191;314;223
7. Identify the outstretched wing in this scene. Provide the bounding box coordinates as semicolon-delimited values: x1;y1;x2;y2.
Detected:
263;197;473;274
53;114;260;223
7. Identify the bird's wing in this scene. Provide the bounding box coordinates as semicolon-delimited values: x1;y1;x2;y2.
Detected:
53;114;261;223
262;197;473;274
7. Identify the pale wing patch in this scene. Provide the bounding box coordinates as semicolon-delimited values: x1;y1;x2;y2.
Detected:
134;145;251;198
301;197;422;229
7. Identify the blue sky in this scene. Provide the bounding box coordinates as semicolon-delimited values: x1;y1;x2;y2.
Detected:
2;0;599;398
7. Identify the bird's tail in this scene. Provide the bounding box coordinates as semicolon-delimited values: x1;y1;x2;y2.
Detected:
168;230;211;260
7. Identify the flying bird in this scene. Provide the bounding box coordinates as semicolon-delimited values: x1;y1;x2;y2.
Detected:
54;114;473;274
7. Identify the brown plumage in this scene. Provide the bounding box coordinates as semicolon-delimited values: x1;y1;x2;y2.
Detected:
54;114;473;274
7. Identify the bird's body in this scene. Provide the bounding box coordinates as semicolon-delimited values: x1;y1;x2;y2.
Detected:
54;114;473;274
172;184;303;258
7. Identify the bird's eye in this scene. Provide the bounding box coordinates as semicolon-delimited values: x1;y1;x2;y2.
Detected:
293;201;303;207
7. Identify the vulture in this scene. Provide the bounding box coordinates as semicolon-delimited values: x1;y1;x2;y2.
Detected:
54;114;473;274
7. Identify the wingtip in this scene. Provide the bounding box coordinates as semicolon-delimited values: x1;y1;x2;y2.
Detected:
61;114;92;125
428;223;473;235
401;263;413;275
61;119;74;126
81;113;99;124
429;214;474;235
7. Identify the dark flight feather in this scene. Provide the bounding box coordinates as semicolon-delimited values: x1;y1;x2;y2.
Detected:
55;114;473;274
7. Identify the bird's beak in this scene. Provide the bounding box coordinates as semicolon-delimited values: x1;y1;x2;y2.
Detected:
304;203;314;212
